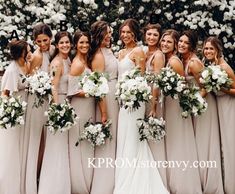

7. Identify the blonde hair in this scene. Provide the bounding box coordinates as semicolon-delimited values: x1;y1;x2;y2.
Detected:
160;29;179;54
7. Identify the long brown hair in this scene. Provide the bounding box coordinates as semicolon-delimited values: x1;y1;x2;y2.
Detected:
9;39;28;60
51;31;73;60
32;23;52;40
119;18;141;46
88;20;110;67
180;30;198;52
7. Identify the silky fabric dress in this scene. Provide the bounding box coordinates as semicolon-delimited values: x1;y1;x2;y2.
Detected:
216;91;235;194
185;60;224;194
38;58;71;194
113;50;169;194
0;61;28;194
91;47;119;194
164;56;202;194
145;49;168;188
25;51;50;194
68;66;95;194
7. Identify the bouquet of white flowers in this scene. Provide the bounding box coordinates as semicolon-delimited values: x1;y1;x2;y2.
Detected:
76;119;112;148
136;116;166;142
45;100;78;134
155;67;186;99
25;70;52;107
0;96;27;129
179;85;208;118
115;68;152;111
199;65;233;93
80;72;109;99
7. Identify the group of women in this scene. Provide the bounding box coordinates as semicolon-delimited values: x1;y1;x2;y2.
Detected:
0;18;234;194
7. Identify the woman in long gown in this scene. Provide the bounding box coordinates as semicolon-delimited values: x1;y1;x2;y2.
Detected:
89;21;119;194
160;29;202;194
67;30;95;194
143;23;167;187
38;31;72;194
113;18;169;194
178;31;224;194
0;40;31;194
25;23;54;194
203;36;235;194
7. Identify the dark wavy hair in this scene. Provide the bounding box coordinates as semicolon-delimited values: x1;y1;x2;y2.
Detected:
180;30;198;52
32;23;52;40
119;18;141;45
142;23;162;46
9;39;28;60
51;31;73;60
73;29;91;49
88;20;110;67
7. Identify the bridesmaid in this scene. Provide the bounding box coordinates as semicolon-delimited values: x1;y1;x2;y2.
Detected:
143;23;164;116
67;30;95;194
143;23;167;187
89;20;119;194
0;40;30;194
160;29;202;194
25;23;54;194
38;31;72;194
203;36;235;194
178;30;224;194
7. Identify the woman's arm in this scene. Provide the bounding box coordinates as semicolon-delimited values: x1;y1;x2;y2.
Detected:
149;51;165;117
69;58;86;97
169;57;184;76
189;59;207;97
29;50;42;74
91;51;107;123
131;47;146;73
50;60;62;104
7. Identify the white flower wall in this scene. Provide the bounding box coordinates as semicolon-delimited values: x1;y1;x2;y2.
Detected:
0;0;234;70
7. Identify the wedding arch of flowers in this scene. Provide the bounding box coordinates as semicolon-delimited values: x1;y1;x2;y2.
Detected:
0;0;234;70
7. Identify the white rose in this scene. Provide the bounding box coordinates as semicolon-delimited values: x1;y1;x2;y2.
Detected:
201;70;209;78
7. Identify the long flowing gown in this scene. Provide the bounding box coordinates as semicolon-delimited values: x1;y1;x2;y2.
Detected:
38;58;71;194
25;51;50;194
164;56;202;194
113;51;169;194
0;61;28;194
185;62;224;194
68;67;95;194
91;47;119;194
145;50;168;188
216;91;235;194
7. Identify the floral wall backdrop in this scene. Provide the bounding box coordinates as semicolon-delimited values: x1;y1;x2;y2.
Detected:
0;0;234;70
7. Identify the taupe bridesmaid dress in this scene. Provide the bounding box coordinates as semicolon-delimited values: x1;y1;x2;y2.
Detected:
145;50;168;188
164;56;202;194
68;66;95;194
216;91;235;194
0;61;28;194
91;47;119;194
185;61;224;194
38;58;71;194
25;51;50;194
